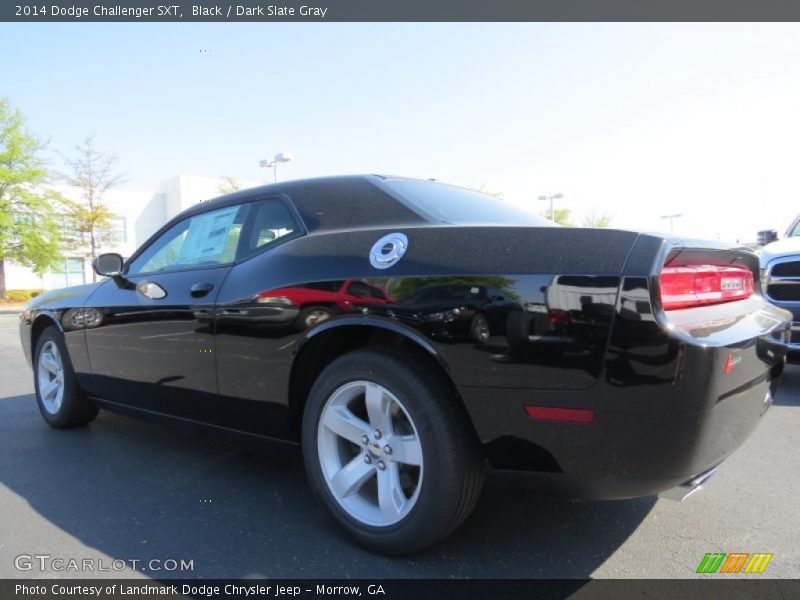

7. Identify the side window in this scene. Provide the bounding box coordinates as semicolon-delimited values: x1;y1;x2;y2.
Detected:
347;281;373;297
238;199;300;260
128;204;249;275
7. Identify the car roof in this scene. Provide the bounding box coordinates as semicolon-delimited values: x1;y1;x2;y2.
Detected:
179;174;429;234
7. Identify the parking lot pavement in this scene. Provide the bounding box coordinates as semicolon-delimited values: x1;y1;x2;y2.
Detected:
0;311;798;579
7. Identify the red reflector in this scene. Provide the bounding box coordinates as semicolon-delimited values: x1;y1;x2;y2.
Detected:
660;265;754;310
525;405;595;424
724;354;741;374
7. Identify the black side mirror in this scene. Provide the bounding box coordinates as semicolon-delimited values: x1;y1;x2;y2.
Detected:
93;253;124;277
757;230;778;247
491;295;506;302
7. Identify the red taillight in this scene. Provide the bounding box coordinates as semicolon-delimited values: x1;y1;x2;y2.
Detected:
660;265;754;310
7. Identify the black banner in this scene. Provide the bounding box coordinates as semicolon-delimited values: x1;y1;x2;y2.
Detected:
6;0;800;22
3;579;800;600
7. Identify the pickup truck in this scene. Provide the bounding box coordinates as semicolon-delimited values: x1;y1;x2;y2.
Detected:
760;214;800;352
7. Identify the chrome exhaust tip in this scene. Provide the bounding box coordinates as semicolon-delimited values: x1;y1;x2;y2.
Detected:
658;467;717;502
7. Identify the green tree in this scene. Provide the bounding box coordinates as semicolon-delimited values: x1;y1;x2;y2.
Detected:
59;136;126;281
581;210;613;228
0;98;63;298
543;207;574;227
471;183;503;199
218;176;242;195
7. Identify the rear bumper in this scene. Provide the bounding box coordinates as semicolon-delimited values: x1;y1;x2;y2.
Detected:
458;291;789;500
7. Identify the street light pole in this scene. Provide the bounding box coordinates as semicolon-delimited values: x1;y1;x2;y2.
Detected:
538;193;563;221
660;213;683;233
259;151;293;183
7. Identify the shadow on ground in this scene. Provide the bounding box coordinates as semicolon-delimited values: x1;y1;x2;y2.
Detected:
774;364;800;407
0;392;654;578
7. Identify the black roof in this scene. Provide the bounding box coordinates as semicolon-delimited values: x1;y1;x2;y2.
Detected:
180;174;428;234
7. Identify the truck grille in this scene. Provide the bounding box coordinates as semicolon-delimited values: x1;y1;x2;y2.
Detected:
766;283;800;301
766;257;800;302
771;261;800;277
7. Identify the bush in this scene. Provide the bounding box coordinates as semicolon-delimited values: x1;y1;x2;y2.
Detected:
6;289;44;302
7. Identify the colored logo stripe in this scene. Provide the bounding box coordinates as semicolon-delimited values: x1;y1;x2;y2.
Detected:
744;553;773;574
696;552;773;574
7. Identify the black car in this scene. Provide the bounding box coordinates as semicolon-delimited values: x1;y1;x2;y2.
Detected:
19;175;790;554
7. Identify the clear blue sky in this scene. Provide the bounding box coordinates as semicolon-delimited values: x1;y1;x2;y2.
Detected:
3;23;800;241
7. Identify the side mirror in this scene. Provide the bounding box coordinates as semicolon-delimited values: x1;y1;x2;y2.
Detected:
492;295;506;302
757;230;778;247
93;253;124;277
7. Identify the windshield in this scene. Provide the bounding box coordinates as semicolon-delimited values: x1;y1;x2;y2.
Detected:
381;178;553;226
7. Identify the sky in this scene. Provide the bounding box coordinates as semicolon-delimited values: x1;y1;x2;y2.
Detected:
2;22;800;243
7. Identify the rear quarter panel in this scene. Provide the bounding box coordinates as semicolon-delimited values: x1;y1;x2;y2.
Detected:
213;225;640;438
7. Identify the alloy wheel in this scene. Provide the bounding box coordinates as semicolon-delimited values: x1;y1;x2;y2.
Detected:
317;380;424;527
37;340;65;414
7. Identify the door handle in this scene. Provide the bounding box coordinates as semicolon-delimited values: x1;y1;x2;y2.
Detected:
190;282;215;297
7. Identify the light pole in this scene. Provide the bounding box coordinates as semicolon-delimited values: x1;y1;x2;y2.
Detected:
660;213;683;232
538;193;563;221
259;151;293;183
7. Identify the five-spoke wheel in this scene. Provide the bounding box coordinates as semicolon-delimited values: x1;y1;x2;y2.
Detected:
302;349;485;555
37;339;65;415
33;326;98;428
317;380;423;527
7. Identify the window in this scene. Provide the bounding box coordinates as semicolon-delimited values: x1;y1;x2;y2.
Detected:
12;212;35;227
128;204;249;275
105;216;127;244
382;178;553;226
306;281;345;292
239;200;300;260
51;258;85;289
347;281;386;299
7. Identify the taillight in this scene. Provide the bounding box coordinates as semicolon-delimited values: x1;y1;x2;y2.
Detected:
660;265;754;310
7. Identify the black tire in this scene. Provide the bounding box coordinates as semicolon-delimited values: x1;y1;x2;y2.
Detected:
302;349;485;555
33;326;98;428
295;305;337;331
470;313;491;343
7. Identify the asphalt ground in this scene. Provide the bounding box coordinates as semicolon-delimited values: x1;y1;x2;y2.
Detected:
0;311;798;579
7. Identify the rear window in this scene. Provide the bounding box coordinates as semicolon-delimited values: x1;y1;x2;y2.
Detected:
381;179;552;226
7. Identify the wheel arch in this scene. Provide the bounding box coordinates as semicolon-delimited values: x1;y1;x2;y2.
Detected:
287;318;479;444
30;312;63;356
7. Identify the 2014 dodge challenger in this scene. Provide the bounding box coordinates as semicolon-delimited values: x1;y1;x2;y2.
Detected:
19;175;791;554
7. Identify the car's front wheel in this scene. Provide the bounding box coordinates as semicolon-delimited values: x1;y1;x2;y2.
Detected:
33;326;98;428
302;349;485;555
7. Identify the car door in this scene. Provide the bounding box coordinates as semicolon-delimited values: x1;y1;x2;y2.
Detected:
82;203;250;422
484;286;513;333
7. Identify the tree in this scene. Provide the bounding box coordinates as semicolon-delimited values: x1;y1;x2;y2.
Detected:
218;176;242;195
471;183;503;199
581;210;613;228
0;98;63;298
59;137;126;281
543;207;574;227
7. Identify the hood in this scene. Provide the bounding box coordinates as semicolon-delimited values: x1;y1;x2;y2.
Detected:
760;237;800;267
26;281;104;310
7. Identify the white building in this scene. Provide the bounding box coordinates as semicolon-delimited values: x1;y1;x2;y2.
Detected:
6;174;257;292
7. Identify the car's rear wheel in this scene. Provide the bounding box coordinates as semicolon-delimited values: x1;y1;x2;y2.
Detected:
34;326;98;428
302;349;485;555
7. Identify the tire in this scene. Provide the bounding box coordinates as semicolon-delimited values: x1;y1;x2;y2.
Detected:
33;326;98;428
295;305;337;331
470;313;491;343
302;349;485;555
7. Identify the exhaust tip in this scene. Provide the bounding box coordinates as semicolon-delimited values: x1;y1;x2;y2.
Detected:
659;467;718;502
